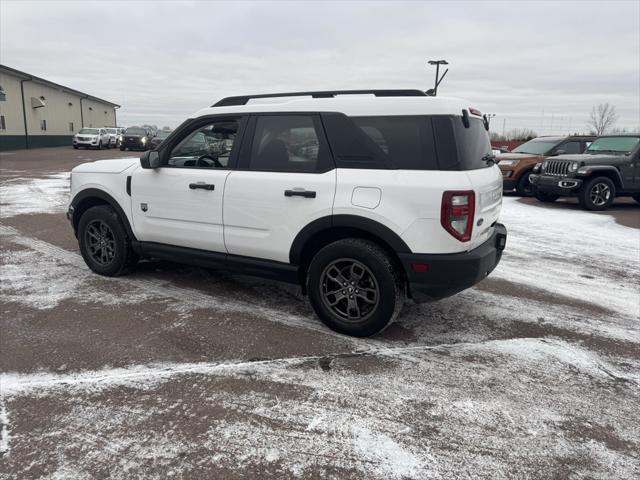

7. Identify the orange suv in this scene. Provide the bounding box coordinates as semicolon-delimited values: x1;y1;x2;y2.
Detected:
498;136;594;195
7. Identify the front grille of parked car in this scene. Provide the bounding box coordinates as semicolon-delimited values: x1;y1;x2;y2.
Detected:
545;160;570;176
78;137;91;141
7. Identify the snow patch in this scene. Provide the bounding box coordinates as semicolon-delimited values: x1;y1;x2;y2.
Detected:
0;172;69;218
495;197;640;318
0;400;10;455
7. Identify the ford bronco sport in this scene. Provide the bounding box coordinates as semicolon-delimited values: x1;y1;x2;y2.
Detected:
67;90;507;337
498;135;594;196
530;135;640;210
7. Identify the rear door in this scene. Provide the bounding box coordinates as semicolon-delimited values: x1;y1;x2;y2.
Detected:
223;114;336;264
130;117;244;252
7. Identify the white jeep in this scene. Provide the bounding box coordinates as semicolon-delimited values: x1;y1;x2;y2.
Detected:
67;90;507;337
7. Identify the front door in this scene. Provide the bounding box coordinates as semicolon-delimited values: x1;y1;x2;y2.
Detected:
223;114;336;264
130;118;242;252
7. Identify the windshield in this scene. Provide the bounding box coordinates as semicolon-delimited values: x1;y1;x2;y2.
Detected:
106;128;118;134
125;127;147;136
586;137;640;154
512;138;562;155
156;130;170;138
79;128;99;135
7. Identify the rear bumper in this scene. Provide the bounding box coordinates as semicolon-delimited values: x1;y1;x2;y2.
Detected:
399;223;507;303
530;174;582;195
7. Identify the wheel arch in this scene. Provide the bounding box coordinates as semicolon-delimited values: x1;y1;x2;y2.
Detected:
582;167;623;190
71;188;136;240
290;215;411;293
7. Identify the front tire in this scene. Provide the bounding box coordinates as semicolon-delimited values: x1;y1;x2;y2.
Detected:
73;145;78;149
78;205;137;276
97;141;102;150
516;170;534;196
307;239;404;337
579;176;615;211
633;194;640;205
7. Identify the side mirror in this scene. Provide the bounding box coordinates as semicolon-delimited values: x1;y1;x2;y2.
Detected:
140;150;160;169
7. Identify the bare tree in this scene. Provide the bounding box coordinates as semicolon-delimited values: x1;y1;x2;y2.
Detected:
587;103;618;135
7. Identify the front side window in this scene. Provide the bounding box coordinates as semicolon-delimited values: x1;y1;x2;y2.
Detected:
168;120;238;168
249;115;329;173
557;141;581;154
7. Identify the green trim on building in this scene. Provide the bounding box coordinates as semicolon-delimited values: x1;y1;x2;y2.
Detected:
0;135;73;151
0;135;27;151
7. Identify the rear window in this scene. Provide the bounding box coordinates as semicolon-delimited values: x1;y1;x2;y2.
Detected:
351;115;491;170
351;116;437;170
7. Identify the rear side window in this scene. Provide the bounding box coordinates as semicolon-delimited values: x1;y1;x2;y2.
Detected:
249;115;332;173
351;116;438;170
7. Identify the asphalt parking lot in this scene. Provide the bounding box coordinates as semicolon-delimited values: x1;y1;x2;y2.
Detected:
1;147;639;479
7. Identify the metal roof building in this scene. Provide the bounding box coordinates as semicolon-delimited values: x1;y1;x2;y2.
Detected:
0;64;120;151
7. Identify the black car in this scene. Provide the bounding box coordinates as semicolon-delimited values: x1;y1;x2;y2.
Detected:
120;127;154;151
149;129;171;149
530;135;640;210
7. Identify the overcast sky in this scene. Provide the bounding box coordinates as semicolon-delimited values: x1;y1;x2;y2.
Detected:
2;0;639;134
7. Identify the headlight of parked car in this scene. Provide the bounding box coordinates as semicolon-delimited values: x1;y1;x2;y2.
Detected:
532;162;542;173
568;162;579;172
141;137;147;143
498;159;519;166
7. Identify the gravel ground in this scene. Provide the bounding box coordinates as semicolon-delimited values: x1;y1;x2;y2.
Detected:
1;147;639;479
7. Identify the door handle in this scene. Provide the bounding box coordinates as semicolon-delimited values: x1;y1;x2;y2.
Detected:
284;189;316;198
189;182;215;191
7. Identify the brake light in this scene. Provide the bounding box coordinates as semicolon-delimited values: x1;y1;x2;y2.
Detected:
441;191;475;242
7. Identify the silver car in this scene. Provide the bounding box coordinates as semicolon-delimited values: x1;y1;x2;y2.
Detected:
105;127;123;147
72;128;112;149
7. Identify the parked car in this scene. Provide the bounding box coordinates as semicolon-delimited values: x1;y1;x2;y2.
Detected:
105;127;123;147
149;129;171;149
530;135;640;210
72;128;112;150
67;90;507;337
120;127;154;151
497;135;594;195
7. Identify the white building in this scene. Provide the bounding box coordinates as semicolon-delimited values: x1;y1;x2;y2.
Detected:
0;64;119;151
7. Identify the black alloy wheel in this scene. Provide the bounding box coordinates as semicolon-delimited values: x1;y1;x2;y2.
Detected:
84;219;116;266
320;258;380;322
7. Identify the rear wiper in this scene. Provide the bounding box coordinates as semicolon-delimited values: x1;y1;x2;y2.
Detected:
482;154;497;166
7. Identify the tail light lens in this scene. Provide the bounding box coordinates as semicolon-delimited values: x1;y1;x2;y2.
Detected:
441;191;475;242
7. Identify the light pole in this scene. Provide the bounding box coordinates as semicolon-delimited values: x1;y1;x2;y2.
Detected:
426;59;449;96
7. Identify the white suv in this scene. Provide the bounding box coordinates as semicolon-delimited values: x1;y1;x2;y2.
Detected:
67;90;507;336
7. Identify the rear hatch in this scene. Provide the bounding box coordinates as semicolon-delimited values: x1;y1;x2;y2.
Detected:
433;113;502;250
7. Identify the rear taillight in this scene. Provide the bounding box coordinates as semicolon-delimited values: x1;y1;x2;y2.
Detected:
441;191;475;242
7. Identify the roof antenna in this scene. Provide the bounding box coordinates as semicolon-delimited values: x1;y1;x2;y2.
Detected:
426;59;449;96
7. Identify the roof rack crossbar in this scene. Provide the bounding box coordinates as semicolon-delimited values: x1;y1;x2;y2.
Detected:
212;89;427;107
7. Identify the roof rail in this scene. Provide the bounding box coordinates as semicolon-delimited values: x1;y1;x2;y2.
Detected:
211;89;427;107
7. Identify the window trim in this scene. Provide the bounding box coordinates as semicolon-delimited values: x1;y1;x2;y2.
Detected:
157;114;248;171
238;112;336;174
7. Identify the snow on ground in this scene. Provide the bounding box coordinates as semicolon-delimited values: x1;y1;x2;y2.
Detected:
0;172;69;218
494;197;640;319
1;170;639;478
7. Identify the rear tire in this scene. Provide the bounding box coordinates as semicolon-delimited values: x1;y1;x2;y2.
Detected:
307;238;404;337
516;170;534;196
534;188;559;203
120;146;125;151
578;176;615;211
78;205;137;276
